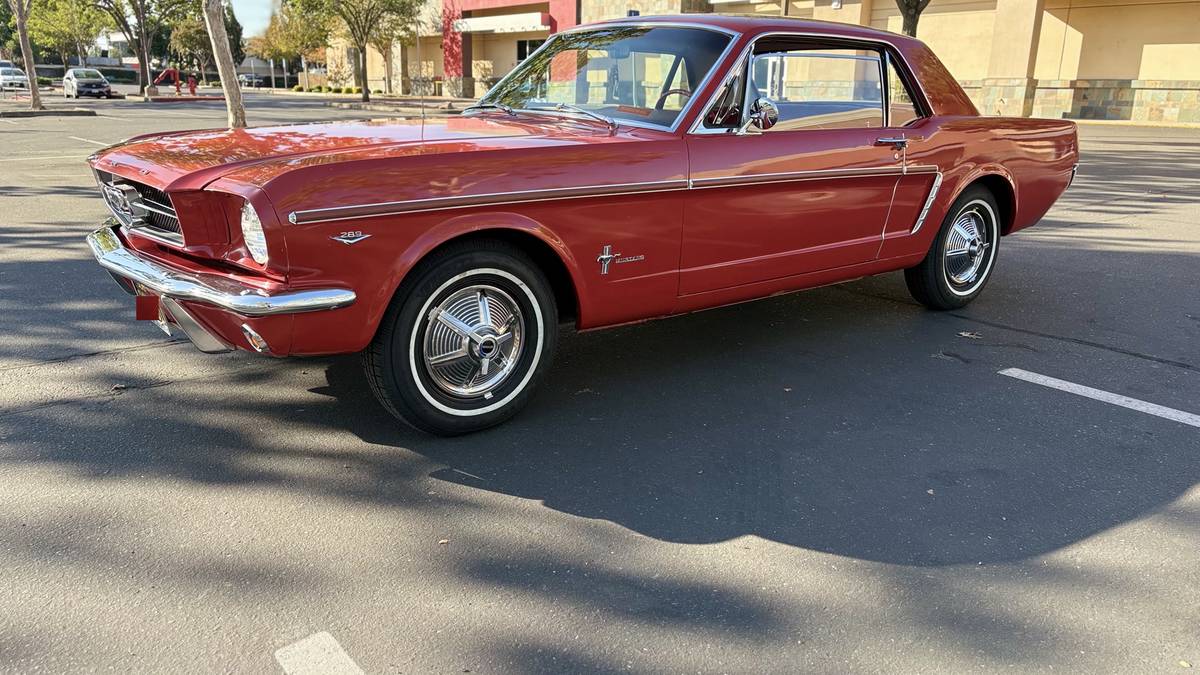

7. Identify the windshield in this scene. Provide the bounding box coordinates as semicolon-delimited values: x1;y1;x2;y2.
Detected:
478;25;732;130
74;69;104;79
1;68;26;77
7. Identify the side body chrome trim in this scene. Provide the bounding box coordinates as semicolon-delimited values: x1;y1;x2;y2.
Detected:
474;21;741;135
289;179;691;225
690;164;937;190
909;171;944;234
86;223;357;316
288;167;942;225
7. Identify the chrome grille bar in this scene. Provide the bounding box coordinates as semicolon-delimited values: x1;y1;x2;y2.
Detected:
95;170;184;246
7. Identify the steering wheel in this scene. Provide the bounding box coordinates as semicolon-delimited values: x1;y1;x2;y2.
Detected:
654;88;692;111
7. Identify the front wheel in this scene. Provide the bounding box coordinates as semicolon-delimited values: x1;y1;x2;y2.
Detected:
364;240;558;435
905;186;1000;310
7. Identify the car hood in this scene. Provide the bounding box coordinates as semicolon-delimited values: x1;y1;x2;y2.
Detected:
90;115;620;191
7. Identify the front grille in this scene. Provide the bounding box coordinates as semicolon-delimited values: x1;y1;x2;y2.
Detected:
96;170;184;245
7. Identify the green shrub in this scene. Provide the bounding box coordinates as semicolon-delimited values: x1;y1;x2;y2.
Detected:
372;88;382;94
334;86;345;94
37;76;54;85
352;86;363;94
292;84;304;91
97;67;138;83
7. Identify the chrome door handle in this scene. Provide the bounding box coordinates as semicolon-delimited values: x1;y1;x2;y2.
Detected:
875;136;908;149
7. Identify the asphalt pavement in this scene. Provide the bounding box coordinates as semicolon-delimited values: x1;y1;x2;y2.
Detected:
1;94;1198;673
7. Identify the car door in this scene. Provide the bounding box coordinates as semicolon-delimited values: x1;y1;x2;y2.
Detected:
680;39;903;295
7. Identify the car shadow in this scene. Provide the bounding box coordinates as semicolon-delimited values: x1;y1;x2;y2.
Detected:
314;250;1199;567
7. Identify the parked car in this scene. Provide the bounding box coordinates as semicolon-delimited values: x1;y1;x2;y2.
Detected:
0;67;29;91
84;16;1078;435
238;73;266;87
0;59;14;69
63;68;113;98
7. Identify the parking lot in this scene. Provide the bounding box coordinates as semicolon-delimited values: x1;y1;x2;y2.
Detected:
1;94;1198;672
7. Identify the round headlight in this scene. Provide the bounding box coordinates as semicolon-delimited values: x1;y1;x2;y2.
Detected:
240;201;268;265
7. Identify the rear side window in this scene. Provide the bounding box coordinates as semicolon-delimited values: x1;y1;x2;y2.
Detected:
751;48;884;131
886;56;922;127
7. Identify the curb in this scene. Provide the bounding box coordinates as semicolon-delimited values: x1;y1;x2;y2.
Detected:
0;107;96;117
124;95;225;103
326;101;462;116
1069;118;1200;129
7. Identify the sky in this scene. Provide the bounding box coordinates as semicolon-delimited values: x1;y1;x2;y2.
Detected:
229;0;275;38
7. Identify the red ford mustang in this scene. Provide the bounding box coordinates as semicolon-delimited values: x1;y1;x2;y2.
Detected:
86;16;1078;435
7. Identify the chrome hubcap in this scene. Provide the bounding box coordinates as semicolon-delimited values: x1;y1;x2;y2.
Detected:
422;285;523;397
945;209;991;286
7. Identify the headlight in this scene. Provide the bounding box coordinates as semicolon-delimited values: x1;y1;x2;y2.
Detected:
240;201;268;265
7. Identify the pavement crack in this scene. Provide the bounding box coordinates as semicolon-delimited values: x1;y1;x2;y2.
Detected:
832;285;1196;373
947;313;1197;373
0;361;278;418
0;340;181;373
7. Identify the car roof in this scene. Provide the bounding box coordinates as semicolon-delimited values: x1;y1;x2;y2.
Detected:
587;14;914;45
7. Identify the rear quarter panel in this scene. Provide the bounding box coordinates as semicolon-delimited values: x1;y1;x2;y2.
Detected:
879;115;1078;260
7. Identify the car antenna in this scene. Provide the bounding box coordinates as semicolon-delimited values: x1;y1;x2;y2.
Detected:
414;14;425;137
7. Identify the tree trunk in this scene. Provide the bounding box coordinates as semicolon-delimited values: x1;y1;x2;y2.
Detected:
400;45;410;96
901;11;919;37
202;0;246;128
382;45;393;95
138;36;152;93
12;1;43;110
358;46;369;102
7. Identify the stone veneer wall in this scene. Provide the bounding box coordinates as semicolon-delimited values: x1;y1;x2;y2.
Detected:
963;78;1200;122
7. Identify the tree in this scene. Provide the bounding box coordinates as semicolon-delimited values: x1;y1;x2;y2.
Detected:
201;0;242;126
1;0;19;60
29;0;109;67
247;1;329;90
5;0;43;109
94;0;188;93
894;0;932;37
169;1;241;81
367;12;409;95
296;0;417;102
169;16;211;75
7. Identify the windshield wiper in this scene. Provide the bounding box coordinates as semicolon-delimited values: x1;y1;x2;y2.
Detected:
552;103;617;132
462;102;516;116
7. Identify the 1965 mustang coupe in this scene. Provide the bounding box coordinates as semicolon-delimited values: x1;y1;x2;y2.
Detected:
86;15;1077;435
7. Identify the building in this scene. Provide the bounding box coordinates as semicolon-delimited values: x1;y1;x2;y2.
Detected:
337;0;1200;122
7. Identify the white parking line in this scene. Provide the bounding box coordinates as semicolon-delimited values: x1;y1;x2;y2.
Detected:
274;632;364;675
69;135;109;146
0;119;18;125
0;155;85;162
999;368;1200;429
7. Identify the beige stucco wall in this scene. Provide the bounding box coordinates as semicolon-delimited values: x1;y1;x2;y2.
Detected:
470;29;550;82
1035;0;1200;80
870;0;999;81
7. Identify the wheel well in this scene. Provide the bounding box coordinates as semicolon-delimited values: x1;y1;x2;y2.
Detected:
970;174;1016;235
422;229;579;326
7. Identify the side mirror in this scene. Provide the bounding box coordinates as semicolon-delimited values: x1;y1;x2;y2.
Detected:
738;97;779;135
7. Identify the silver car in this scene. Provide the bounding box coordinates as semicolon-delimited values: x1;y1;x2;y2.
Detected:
0;67;30;91
64;68;112;98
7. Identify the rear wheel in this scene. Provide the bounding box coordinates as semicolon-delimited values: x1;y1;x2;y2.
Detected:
905;186;1000;310
364;240;558;435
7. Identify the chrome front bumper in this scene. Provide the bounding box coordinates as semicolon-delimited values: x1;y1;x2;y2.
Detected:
86;225;356;352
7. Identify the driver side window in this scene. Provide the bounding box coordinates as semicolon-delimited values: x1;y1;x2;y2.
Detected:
752;48;885;131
